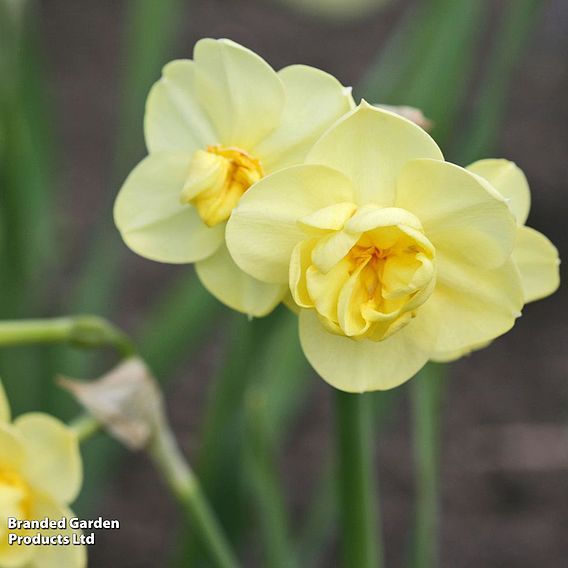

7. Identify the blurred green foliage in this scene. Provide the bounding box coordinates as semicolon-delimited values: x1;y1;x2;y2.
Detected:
0;0;57;414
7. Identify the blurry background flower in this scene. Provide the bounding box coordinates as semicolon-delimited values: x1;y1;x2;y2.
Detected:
0;381;85;568
0;0;567;567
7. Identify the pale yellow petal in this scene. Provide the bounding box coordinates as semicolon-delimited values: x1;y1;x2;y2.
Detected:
336;260;373;337
430;349;469;363
254;64;354;170
195;243;286;317
396;159;517;268
0;485;24;529
226;164;356;284
299;202;357;232
421;255;524;354
307;102;443;206
0;524;33;568
307;259;352;324
15;414;82;505
513;225;560;303
430;340;491;363
29;497;87;568
345;205;423;234
0;379;10;423
299;308;434;392
467;159;530;225
144;59;217;153
194;38;285;148
0;423;24;470
114;153;224;263
290;239;317;308
311;231;360;274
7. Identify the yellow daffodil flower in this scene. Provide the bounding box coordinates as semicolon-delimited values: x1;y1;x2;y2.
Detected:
0;380;85;568
114;38;354;316
432;158;560;362
226;102;559;392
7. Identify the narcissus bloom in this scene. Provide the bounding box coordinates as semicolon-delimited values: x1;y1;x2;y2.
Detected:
226;102;560;392
0;381;85;568
114;38;354;316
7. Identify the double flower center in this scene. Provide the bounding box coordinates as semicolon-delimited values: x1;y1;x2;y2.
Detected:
292;204;436;341
181;145;263;227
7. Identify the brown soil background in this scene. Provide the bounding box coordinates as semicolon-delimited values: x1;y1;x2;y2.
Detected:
40;0;567;566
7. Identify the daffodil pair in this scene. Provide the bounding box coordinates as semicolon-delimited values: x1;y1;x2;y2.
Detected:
115;39;560;392
0;381;85;568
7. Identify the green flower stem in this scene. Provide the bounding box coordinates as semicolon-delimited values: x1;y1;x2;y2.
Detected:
148;420;240;568
299;389;400;564
335;390;382;568
298;459;336;566
411;364;446;568
70;0;183;327
0;316;135;358
70;413;239;568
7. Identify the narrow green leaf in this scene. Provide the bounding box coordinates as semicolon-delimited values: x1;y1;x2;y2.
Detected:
359;0;448;101
70;0;184;326
297;464;336;567
244;391;298;568
241;309;309;568
454;0;544;164
255;309;311;445
138;272;224;377
0;1;58;415
361;0;486;146
182;308;307;566
399;0;486;143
